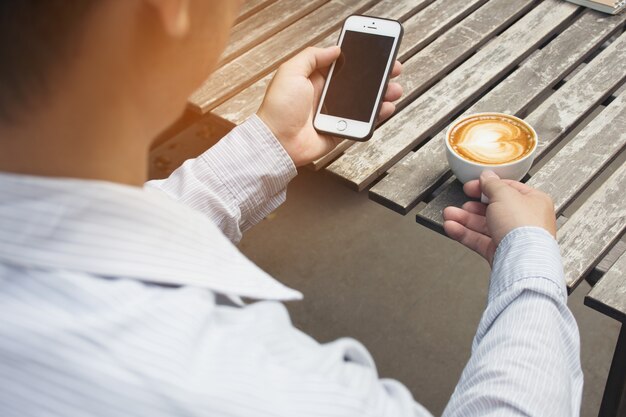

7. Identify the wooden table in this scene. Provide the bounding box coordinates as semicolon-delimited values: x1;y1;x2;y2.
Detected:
152;2;626;414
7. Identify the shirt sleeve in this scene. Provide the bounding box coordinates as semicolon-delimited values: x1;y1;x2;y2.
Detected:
145;114;298;244
442;226;584;417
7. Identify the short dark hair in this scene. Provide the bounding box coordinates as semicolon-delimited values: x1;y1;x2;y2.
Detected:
0;1;97;124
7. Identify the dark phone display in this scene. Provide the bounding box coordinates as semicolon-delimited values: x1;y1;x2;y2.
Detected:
321;30;395;122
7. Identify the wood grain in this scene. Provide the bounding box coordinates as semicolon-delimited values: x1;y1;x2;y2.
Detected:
416;31;626;228
399;0;538;106
527;90;626;213
397;0;488;61
369;9;626;213
222;0;328;65
236;0;277;23
558;163;626;290
325;0;579;191
189;0;376;113
586;249;626;322
587;240;626;284
212;0;433;127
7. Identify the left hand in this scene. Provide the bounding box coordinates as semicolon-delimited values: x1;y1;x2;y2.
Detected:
443;171;557;266
257;46;403;167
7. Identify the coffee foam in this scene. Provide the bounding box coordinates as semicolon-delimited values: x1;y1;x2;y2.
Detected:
449;114;535;165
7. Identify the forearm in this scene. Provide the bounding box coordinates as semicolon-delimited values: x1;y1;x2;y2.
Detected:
145;115;297;243
443;227;583;417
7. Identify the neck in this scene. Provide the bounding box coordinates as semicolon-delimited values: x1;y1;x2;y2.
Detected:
0;90;155;187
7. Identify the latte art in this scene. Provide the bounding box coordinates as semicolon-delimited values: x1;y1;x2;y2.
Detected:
449;115;535;165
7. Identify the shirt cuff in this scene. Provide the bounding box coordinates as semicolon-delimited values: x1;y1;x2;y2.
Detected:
200;114;298;230
489;226;566;304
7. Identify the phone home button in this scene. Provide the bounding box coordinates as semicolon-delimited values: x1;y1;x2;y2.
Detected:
336;120;347;131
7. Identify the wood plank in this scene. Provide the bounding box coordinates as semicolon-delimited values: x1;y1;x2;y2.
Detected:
370;9;626;214
399;0;538;105
416;30;626;228
558;163;626;290
311;0;537;170
236;0;277;23
595;240;626;277
221;0;328;65
415;180;466;233
325;0;579;191
586;250;626;322
527;90;626;213
396;0;488;62
188;0;377;114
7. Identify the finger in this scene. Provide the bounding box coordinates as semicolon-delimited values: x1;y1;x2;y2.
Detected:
310;70;326;104
390;60;402;78
443;220;493;261
465;176;534;198
463;179;481;199
318;134;343;155
377;102;396;122
443;206;489;235
480;170;514;201
500;179;535;194
384;82;403;102
462;201;487;216
283;46;341;77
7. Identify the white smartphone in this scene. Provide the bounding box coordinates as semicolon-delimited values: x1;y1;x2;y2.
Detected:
313;15;403;141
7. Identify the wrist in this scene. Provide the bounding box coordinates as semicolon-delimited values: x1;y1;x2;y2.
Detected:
248;114;298;176
489;226;565;302
256;111;308;167
256;111;294;163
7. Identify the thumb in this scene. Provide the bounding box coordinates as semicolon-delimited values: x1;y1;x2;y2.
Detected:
284;46;341;77
480;170;512;201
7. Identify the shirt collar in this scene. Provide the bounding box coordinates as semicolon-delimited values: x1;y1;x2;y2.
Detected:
0;172;302;301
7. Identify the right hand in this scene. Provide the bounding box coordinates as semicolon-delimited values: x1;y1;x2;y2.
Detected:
443;170;557;265
257;46;402;167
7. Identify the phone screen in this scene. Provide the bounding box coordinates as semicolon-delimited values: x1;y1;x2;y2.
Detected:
321;31;395;122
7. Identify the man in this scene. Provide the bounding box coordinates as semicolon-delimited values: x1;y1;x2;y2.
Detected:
0;1;582;416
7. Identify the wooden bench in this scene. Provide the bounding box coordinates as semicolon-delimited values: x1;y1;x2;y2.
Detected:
585;252;626;417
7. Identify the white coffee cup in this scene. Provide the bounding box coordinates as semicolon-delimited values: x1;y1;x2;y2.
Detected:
444;112;538;184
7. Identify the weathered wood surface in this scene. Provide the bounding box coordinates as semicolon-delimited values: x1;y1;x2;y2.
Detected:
399;0;538;106
189;0;375;113
326;0;579;190
415;31;626;227
527;90;626;213
558;163;626;290
594;240;626;279
222;0;328;65
370;10;626;213
586;250;626;322
236;0;276;23
211;0;468;128
311;0;537;171
396;0;488;61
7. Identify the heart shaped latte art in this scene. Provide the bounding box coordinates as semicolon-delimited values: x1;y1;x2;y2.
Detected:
450;117;534;165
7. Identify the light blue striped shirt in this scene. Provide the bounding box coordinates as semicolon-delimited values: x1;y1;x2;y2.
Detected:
0;115;582;416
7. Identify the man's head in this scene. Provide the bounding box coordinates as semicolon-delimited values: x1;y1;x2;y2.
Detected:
0;0;242;183
0;0;241;131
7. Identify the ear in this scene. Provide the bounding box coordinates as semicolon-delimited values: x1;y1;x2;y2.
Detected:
144;0;190;38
